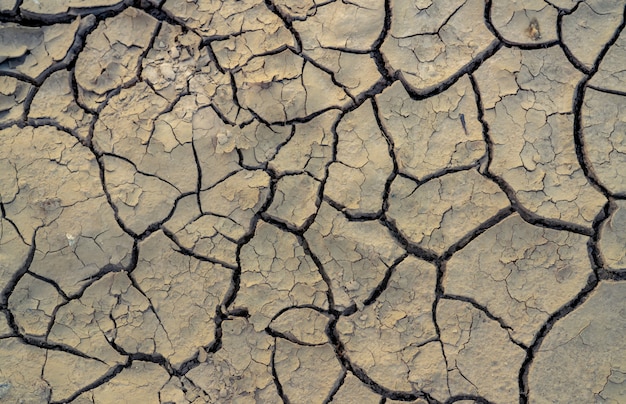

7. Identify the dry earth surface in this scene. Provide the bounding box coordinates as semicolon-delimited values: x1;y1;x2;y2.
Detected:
0;0;625;403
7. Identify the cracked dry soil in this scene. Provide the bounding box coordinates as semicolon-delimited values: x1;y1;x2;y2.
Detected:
0;0;625;403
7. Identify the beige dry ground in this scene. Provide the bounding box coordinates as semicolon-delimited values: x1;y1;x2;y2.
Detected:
0;0;625;403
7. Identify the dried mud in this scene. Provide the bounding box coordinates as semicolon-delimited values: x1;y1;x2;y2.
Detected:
1;1;625;403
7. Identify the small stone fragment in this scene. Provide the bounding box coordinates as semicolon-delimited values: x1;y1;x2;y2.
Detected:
526;18;542;41
490;0;557;44
0;381;9;400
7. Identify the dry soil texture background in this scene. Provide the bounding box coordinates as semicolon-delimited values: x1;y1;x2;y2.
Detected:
0;0;625;403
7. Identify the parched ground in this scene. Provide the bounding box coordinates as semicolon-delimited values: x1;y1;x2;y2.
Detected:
0;0;625;403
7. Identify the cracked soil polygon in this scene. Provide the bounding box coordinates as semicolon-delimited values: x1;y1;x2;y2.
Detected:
0;1;625;403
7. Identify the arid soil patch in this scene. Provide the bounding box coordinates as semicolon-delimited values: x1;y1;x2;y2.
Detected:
1;1;626;403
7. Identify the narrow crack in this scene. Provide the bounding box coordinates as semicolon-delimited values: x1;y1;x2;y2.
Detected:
1;1;624;401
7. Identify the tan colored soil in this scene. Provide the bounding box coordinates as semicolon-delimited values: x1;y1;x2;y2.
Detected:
0;0;625;403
